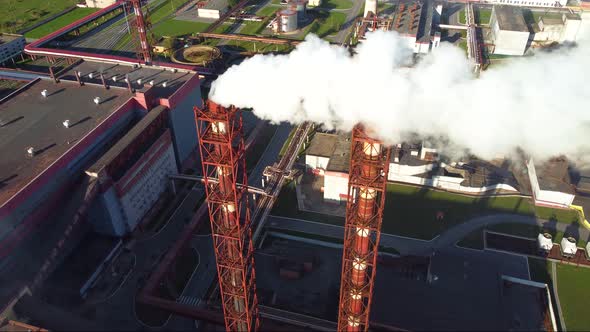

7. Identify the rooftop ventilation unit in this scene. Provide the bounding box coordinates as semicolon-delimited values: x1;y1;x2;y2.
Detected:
63;120;70;128
41;89;48;98
93;97;101;105
89;73;94;79
137;79;142;85
112;76;118;82
27;147;35;157
162;81;167;87
149;80;155;86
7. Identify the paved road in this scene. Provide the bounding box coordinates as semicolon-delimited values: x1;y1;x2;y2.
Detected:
331;0;363;44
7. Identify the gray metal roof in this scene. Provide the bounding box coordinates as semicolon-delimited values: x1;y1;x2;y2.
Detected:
0;79;129;207
494;5;528;32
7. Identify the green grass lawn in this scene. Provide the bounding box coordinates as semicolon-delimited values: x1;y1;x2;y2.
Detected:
309;11;346;37
319;0;353;10
556;264;590;331
24;7;99;39
377;2;395;14
382;183;579;240
149;0;191;24
458;8;491;25
257;6;279;17
0;0;80;34
151;19;210;37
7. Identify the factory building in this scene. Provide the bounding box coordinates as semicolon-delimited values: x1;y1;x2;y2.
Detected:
0;60;203;268
0;34;25;65
526;158;576;208
85;0;117;8
197;0;229;19
489;5;531;55
86;106;177;235
533;13;582;45
389;0;437;54
485;0;566;8
305;133;520;202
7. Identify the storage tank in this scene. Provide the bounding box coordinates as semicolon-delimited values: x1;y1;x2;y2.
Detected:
279;9;297;32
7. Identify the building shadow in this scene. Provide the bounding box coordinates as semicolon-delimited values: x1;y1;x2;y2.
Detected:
0;115;24;127
70;116;92;128
35;143;57;156
0;174;18;189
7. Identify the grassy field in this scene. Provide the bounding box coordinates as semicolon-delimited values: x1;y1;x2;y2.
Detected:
556;264;590;331
319;0;353;10
0;0;80;33
149;0;191;24
152;19;210;37
377;2;396;14
309;11;347;37
257;6;279;17
25;7;99;39
458;8;491;25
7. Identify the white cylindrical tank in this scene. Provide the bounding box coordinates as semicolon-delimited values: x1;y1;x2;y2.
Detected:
364;0;377;17
279;9;297;32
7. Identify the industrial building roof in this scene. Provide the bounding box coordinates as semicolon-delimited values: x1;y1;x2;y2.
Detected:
0;79;129;207
60;60;193;99
564;13;581;20
391;0;422;36
87;105;167;179
326;133;350;173
305;131;350;173
535;158;575;194
0;33;23;44
493;5;528;32
416;0;434;43
306;133;338;157
539;16;563;26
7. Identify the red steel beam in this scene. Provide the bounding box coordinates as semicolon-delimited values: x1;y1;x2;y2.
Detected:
338;125;391;331
195;100;259;331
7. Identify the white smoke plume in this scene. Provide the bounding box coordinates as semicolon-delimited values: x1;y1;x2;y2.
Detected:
210;24;590;167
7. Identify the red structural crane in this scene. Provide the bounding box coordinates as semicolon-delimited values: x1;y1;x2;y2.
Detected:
128;0;153;64
338;125;391;331
195;101;259;331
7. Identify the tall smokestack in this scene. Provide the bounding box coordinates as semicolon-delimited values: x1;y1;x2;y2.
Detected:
364;0;377;18
338;125;390;331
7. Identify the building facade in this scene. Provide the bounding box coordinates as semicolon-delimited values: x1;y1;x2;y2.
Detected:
489;5;530;55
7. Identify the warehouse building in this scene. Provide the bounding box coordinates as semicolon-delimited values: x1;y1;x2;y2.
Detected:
489;5;531;55
305;133;519;202
526;157;576;208
533;13;582;45
198;0;229;19
0;34;25;65
0;60;203;272
390;0;438;54
486;0;566;8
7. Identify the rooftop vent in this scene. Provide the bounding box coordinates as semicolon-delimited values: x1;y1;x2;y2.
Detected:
41;89;48;98
137;79;142;85
172;68;177;73
63;120;70;128
112;76;118;82
149;80;155;86
93;97;101;105
124;78;129;83
27;147;35;157
89;73;94;79
162;81;167;87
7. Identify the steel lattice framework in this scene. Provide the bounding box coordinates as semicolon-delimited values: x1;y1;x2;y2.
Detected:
195;101;259;332
337;125;391;331
128;0;153;64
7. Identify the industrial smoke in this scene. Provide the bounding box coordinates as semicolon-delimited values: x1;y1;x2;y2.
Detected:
210;27;590;166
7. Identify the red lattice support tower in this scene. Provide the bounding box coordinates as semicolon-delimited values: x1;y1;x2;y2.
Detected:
129;0;153;64
337;125;391;331
194;100;259;332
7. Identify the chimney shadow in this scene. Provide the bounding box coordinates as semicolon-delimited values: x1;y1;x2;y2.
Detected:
49;88;66;97
0;115;24;127
70;116;92;128
35;143;57;156
0;174;18;189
